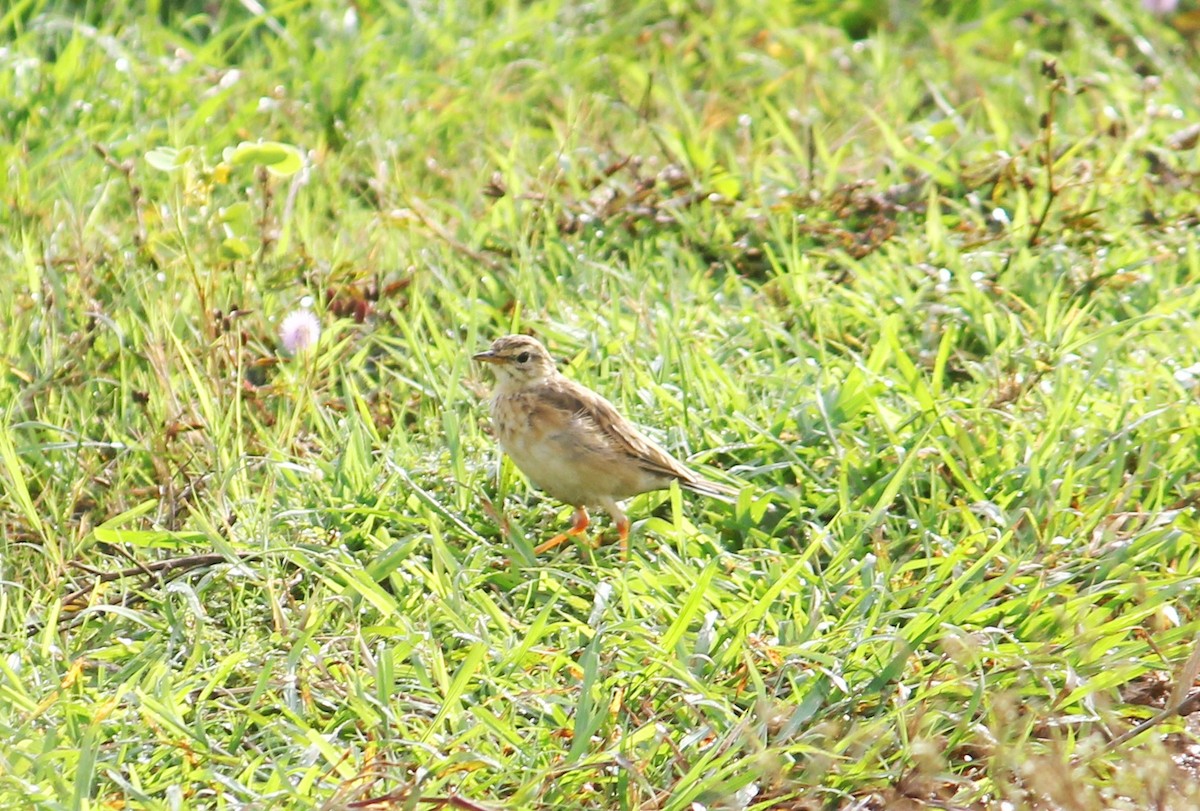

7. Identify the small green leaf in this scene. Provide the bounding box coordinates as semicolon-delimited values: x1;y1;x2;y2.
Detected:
420;642;488;743
711;169;741;199
220;237;253;259
928;118;960;138
225;141;304;177
145;146;194;172
218;201;253;230
92;500;208;548
567;632;606;764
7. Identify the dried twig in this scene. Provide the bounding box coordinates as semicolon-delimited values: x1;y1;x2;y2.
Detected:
999;59;1065;276
55;552;260;628
400;196;502;270
92;142;147;246
348;789;498;810
1080;635;1200;763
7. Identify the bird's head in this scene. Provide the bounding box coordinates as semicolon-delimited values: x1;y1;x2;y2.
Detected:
473;334;558;389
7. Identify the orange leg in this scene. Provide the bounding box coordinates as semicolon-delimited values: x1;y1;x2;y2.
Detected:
534;507;590;554
596;498;632;554
615;515;631;558
616;516;630;543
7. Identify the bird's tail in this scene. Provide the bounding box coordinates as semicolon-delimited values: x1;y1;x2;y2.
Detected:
680;477;741;504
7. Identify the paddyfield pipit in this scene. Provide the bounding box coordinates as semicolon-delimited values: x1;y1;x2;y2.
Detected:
474;334;738;552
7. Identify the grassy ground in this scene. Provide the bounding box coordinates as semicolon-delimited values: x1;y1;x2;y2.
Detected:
3;0;1200;808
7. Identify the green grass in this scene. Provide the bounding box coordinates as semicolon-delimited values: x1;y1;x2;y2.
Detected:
3;0;1200;807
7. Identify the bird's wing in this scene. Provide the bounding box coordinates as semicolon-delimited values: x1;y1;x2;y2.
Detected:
539;378;699;483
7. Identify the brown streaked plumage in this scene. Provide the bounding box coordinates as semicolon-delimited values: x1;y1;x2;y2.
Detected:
473;334;738;552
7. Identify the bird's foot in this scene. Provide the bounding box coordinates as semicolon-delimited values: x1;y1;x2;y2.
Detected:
534;507;590;554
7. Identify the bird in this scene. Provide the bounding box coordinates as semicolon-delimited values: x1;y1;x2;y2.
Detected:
473;334;739;553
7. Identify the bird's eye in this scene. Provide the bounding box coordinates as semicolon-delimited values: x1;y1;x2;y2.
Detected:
516;352;531;363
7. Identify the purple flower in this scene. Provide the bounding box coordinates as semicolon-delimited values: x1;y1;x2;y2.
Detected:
279;309;321;354
1143;0;1178;14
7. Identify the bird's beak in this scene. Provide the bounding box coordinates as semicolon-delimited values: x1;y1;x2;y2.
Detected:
472;349;502;364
